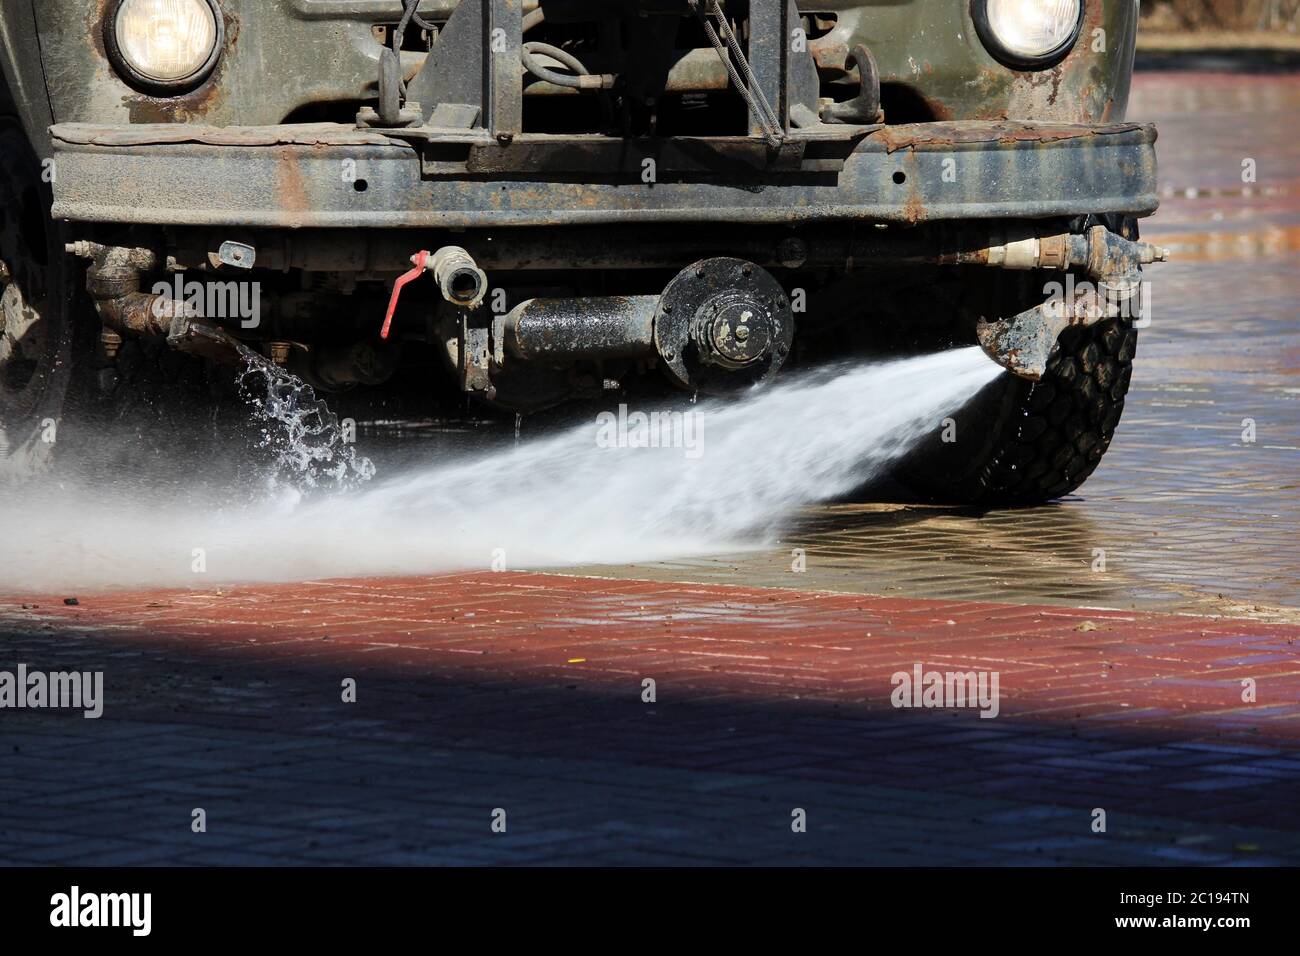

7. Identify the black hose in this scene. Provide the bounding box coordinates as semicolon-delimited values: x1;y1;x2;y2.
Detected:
393;0;438;52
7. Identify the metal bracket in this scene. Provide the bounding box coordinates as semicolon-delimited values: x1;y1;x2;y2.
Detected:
403;0;523;140
216;240;256;270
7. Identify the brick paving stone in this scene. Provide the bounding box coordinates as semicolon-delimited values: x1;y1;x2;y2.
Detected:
2;571;1299;865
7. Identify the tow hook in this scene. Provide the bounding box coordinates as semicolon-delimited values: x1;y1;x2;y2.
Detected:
381;246;488;340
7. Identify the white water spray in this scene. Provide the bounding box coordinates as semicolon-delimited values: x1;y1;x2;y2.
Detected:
236;352;375;490
0;347;1001;593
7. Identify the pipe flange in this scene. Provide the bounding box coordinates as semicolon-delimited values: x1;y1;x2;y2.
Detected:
654;257;794;394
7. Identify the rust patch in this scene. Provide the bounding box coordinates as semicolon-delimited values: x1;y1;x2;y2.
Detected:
871;121;1144;154
52;123;399;148
274;147;310;226
900;190;925;225
90;0;110;57
1046;64;1063;107
900;152;924;224
966;67;1014;121
918;92;954;122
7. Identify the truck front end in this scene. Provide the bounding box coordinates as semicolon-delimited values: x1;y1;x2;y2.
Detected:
1;0;1163;501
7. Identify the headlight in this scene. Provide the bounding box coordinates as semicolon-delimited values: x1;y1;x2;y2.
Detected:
973;0;1084;68
107;0;223;92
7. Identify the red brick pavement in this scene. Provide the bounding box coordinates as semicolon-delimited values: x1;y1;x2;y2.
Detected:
2;572;1298;865
11;572;1298;739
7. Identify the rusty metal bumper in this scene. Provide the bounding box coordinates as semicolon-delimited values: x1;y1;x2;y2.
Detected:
49;120;1158;230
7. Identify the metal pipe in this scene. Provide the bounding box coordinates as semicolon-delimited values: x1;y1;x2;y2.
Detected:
943;225;1168;277
975;226;1169;380
525;48;728;95
291;1;539;20
67;241;251;367
93;290;197;338
501;295;658;361
144;224;1171;281
69;241;193;338
521;42;616;91
429;245;488;308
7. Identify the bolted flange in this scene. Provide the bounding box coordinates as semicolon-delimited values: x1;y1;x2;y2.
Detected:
654;257;795;394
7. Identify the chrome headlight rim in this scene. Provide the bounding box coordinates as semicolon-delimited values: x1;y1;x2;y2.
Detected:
970;0;1086;71
104;0;225;95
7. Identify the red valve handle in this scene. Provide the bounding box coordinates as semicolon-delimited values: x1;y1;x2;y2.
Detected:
380;250;431;340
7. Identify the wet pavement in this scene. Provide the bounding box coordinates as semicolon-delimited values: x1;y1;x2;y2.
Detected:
3;574;1299;866
2;71;1298;867
571;71;1300;623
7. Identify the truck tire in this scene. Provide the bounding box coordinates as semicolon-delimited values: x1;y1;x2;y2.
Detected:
898;316;1137;506
0;121;83;483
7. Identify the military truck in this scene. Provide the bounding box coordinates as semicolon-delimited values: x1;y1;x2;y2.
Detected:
0;0;1163;501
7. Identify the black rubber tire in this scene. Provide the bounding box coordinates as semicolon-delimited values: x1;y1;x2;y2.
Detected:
898;316;1137;505
0;120;84;483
